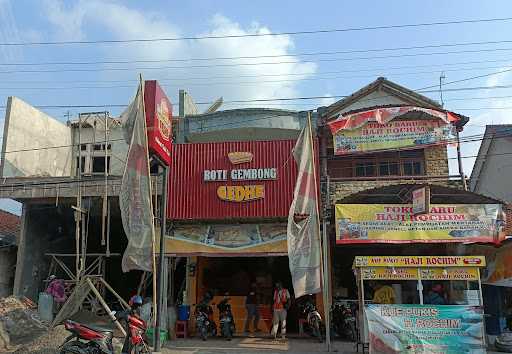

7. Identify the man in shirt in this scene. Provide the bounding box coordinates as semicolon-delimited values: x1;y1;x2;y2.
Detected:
271;282;290;340
372;283;396;304
244;283;261;334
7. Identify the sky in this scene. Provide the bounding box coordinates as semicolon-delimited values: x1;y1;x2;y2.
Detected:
0;0;512;214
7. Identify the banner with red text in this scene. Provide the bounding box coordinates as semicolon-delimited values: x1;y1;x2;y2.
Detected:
335;204;505;244
332;119;455;155
366;304;485;354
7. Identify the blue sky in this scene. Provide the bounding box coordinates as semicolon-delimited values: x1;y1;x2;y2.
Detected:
1;0;512;213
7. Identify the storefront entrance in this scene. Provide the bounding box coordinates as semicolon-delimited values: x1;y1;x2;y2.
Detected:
195;256;301;334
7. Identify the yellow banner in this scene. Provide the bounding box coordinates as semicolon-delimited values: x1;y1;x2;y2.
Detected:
333;119;453;154
336;204;504;243
361;267;418;280
419;268;479;281
354;256;486;268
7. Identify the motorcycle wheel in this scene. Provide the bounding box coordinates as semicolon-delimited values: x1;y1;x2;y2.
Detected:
132;344;151;354
60;341;87;354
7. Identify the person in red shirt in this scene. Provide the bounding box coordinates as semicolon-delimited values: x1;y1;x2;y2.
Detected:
271;282;290;340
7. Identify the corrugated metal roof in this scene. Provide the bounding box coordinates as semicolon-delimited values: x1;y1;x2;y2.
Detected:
168;140;298;220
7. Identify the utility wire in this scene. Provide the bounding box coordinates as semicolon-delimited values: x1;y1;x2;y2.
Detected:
2;47;512;74
1;57;511;85
1;117;510;155
2;83;512;110
0;145;511;191
2;64;512;90
2;39;512;66
0;16;511;46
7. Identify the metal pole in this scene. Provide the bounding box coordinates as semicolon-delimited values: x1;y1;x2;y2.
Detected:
76;113;82;279
322;176;332;352
456;128;467;190
155;164;168;352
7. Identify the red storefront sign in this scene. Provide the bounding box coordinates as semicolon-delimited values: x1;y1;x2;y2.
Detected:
144;80;172;165
167;140;299;220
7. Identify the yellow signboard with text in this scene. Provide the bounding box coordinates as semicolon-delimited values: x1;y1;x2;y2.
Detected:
354;256;486;268
336;204;504;244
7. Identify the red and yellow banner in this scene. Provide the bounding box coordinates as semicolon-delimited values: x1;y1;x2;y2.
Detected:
333;119;454;154
336;204;505;244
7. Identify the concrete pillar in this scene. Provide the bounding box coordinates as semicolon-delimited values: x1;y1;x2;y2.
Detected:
13;203;28;297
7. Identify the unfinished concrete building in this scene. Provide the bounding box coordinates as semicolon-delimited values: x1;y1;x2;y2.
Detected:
0;96;159;301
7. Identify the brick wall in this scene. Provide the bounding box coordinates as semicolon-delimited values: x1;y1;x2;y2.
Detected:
424;145;449;176
327;146;453;209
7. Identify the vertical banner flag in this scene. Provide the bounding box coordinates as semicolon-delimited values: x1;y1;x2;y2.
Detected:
120;79;155;272
287;116;322;298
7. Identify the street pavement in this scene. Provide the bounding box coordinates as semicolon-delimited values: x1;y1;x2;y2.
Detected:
161;337;503;354
163;337;363;354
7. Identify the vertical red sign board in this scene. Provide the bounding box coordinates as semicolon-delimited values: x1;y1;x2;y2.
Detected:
144;80;173;165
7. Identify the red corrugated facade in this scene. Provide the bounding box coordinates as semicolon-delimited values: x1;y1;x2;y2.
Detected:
168;140;298;220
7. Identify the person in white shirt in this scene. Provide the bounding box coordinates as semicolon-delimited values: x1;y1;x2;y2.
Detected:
271;282;290;340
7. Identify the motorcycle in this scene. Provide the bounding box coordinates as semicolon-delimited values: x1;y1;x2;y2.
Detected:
195;302;217;341
217;298;235;340
496;329;512;352
59;310;149;354
303;300;323;342
331;300;356;341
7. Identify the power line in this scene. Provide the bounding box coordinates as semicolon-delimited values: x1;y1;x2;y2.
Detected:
418;67;512;90
2;83;512;111
1;57;511;85
1;16;511;46
2;39;512;66
0;139;511;191
2;47;512;74
1;115;510;156
2;64;512;91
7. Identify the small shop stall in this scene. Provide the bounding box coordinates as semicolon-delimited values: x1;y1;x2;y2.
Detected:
353;255;487;354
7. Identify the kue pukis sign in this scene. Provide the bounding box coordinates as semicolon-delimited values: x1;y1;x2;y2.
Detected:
144;80;172;165
167;140;299;220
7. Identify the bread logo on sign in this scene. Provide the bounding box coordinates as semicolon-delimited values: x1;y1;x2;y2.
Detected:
228;151;253;165
157;99;171;141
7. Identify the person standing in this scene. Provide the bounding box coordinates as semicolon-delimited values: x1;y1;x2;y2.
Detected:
45;275;67;313
271;282;290;340
244;283;261;334
424;284;447;305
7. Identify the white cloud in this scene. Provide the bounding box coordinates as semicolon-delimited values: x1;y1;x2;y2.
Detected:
0;0;23;61
318;93;336;107
41;1;317;111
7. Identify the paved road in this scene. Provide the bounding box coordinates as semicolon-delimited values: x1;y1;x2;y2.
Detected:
161;337;502;354
162;337;363;354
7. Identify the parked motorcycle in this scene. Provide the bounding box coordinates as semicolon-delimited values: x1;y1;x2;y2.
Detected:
331;300;356;341
303;299;323;342
195;302;217;341
496;330;512;352
217;297;235;340
59;310;149;354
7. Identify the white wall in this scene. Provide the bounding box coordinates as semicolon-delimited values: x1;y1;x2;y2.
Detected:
337;89;407;115
1;97;72;177
71;122;128;176
472;135;512;203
